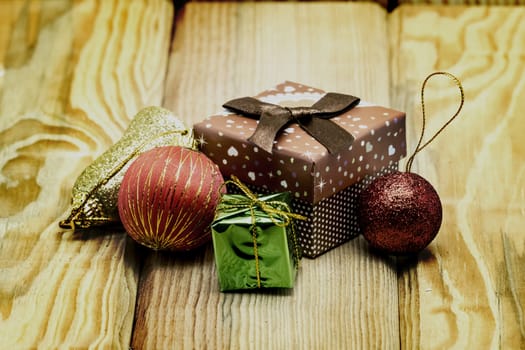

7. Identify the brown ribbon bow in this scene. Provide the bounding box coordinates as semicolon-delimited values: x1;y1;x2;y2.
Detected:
223;92;360;154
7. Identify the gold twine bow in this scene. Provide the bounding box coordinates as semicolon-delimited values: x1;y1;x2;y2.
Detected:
219;175;306;288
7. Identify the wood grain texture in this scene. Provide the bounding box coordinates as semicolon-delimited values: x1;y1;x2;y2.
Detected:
4;1;522;349
133;2;400;349
185;0;391;10
397;0;525;5
0;0;173;348
165;2;392;122
389;5;525;349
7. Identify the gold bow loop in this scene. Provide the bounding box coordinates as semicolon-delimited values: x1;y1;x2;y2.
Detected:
220;175;307;226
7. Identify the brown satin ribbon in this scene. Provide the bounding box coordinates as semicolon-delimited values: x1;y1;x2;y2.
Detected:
223;92;360;154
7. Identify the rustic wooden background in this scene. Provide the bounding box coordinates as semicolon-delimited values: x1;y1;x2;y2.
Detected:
185;0;525;11
1;1;524;349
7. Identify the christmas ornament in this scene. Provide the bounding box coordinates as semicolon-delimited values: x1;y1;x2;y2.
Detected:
358;72;464;255
59;107;194;230
118;146;225;251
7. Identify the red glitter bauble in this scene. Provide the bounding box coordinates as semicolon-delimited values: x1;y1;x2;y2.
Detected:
358;171;442;255
118;146;224;251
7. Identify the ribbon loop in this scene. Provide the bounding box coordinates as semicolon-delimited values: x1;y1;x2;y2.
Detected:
223;92;360;155
310;92;359;116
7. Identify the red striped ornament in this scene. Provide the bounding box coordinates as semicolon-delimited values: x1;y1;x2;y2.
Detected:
118;146;225;251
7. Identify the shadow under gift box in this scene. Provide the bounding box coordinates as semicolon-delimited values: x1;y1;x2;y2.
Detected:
193;81;406;258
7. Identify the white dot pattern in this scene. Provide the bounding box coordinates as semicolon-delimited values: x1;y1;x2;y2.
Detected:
195;81;407;257
294;162;398;258
228;162;398;258
194;81;406;203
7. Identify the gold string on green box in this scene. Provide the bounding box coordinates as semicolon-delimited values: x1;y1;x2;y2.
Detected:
212;175;305;291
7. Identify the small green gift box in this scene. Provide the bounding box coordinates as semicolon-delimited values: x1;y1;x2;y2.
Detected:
211;176;303;292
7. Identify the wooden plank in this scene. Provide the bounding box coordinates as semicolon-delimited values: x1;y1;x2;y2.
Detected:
0;0;173;348
396;0;525;6
186;0;391;10
133;2;400;349
389;5;525;349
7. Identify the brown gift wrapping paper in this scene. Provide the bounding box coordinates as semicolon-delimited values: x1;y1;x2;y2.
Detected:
194;81;406;257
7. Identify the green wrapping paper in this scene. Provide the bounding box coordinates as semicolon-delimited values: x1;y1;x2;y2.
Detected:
211;181;303;292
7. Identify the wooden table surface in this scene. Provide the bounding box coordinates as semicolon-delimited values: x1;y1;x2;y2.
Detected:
1;1;524;349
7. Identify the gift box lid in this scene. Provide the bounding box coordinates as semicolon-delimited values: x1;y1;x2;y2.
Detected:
194;81;406;204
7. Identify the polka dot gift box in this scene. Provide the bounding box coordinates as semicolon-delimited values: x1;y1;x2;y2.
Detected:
193;81;406;258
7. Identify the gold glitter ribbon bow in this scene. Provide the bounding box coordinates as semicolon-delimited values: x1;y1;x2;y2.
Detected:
219;175;306;288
